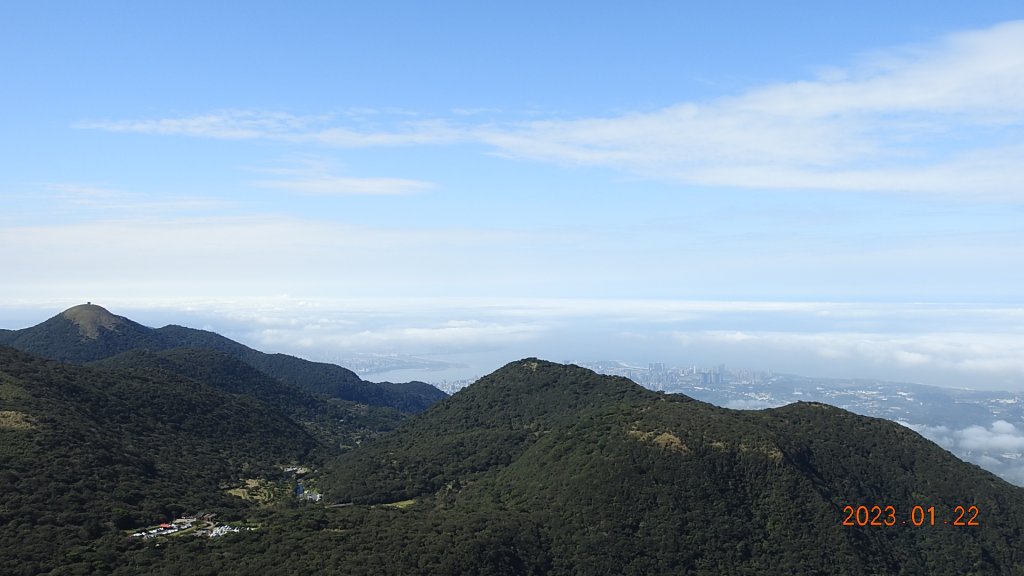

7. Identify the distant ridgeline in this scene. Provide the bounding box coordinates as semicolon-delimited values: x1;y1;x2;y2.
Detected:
1;307;1023;574
0;303;446;412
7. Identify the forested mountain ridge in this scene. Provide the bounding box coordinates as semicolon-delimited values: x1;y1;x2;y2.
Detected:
4;330;1024;574
89;347;406;450
0;345;317;572
0;303;446;412
321;359;1024;575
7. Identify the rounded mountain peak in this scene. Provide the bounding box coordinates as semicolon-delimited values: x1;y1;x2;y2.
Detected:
61;303;125;339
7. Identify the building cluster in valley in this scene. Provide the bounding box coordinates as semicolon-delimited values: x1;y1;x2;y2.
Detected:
130;514;251;539
295;483;323;502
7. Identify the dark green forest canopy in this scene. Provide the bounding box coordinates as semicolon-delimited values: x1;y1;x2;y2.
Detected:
3;348;1024;575
320;359;1024;575
89;347;407;450
0;345;313;572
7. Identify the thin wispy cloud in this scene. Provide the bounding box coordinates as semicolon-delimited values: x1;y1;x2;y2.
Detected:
76;21;1024;200
43;183;234;215
485;21;1024;198
252;175;435;196
75;110;315;140
77;110;469;147
247;158;436;196
47;183;125;201
308;119;467;147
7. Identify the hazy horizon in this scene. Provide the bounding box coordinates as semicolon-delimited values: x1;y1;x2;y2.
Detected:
3;298;1022;392
3;3;1023;392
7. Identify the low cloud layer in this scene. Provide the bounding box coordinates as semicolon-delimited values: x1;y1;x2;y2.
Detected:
10;297;1015;391
903;420;1024;485
674;329;1024;384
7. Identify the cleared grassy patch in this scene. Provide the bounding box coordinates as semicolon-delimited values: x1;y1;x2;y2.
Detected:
627;428;690;454
225;478;288;504
0;411;34;430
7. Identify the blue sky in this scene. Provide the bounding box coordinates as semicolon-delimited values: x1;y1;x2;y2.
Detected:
3;1;1024;389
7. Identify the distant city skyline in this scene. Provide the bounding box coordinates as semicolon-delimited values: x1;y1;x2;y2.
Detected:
2;3;1023;390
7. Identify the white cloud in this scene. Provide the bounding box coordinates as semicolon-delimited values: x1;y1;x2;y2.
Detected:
245;156;437;195
309;119;467;147
955;421;1024;452
46;183;125;200
484;21;1024;198
251;175;435;196
43;183;232;213
671;328;1024;387
992;420;1018;435
0;215;581;301
77;21;1024;200
724;398;785;410
737;21;1024;118
903;423;956;449
5;295;1024;392
77;110;469;147
250;319;545;355
903;420;1024;485
75;110;315;140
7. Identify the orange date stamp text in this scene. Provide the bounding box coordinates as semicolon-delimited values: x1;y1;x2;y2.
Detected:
841;504;980;527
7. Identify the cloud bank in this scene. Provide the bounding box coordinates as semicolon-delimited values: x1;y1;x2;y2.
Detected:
674;330;1024;380
903;420;1024;485
6;297;1012;391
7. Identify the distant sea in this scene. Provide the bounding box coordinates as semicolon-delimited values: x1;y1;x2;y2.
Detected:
362;351;513;389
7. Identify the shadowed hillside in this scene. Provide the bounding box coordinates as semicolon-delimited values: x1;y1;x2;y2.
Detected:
0;304;446;413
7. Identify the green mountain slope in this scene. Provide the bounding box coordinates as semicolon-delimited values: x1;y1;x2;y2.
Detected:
5;356;1022;575
0;346;318;572
320;359;1024;575
324;357;653;503
75;358;1024;575
1;304;446;413
90;347;405;449
0;304;159;363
